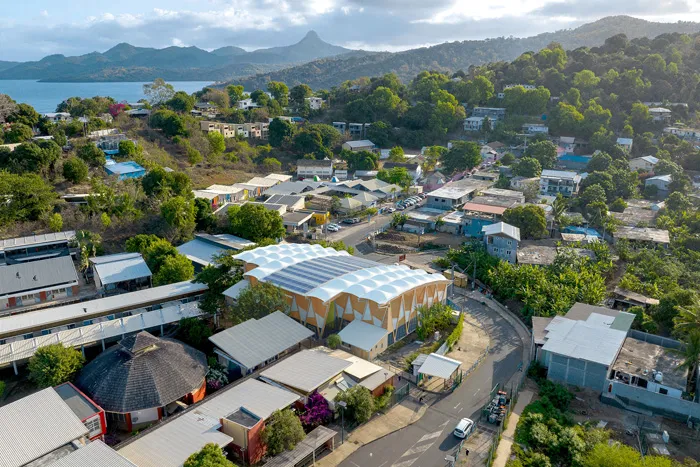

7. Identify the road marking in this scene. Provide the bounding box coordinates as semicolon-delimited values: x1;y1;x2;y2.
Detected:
474;388;481;397
459;407;464;413
402;443;434;457
440;419;450;427
454;402;462;410
378;462;388;467
391;459;419;467
417;430;443;443
349;462;361;467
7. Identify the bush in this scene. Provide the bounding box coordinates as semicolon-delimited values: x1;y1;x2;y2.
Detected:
327;334;341;349
374;385;395;411
446;314;463;350
261;409;305;455
335;385;374;424
538;380;574;411
178;317;212;349
28;344;85;388
62;156;89;183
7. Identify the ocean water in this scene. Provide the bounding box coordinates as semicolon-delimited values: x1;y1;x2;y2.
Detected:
0;80;213;114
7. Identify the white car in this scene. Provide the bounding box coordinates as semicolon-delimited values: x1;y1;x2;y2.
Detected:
329;223;341;229
453;418;475;439
327;225;339;232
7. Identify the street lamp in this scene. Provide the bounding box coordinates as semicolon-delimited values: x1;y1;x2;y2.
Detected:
338;400;347;444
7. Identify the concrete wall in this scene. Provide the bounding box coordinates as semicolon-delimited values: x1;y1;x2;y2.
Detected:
607;380;700;421
545;351;609;392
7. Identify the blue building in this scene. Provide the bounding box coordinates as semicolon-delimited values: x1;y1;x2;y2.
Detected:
558;154;592;171
105;160;146;180
482;222;520;263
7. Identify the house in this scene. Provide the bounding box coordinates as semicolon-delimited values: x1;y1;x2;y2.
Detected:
193;189;227;210
205;184;247;203
342;139;376;152
611;200;659;227
462;197;516;237
332;122;347;134
265;194;306;211
118;379;300;466
344;178;402;198
539;169;581;197
629;156;659;172
210;310;313;377
0;387;91;467
606;337;697;419
318;348;396;400
77;331;208;432
481;188;525;204
558;136;576;154
0;230;76;265
482;222;520;263
236;98;259;110
177;233;256;271
510;176;540;190
194;102;218;113
611;287;660;310
645;174;672;194
471;171;498;182
617;137;633;153
44;112;72;123
263;180;323;197
534;303;634;391
0;255;79;311
353;191;379;208
54;382;108;441
522;123;549;135
305;96;324;110
246;176;281;190
348;123;365;139
200;121;236;138
422;171;447;192
233;243;449;339
265;173;293;183
337;197;363;213
90;253;152;295
648;107;672;123
472;107;506;120
614;226;670;248
427;186;477;210
663;126;700;142
464;116;485;131
383;161;422;181
282;211;314;232
96;134;129;154
296;159;333;179
105;160;146;180
337;319;391;360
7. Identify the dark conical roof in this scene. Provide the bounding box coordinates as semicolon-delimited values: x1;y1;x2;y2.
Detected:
76;331;207;413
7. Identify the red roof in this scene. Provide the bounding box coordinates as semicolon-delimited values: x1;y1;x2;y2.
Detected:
462;203;507;215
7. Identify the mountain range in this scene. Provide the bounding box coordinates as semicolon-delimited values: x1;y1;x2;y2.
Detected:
0;31;356;82
228;16;700;90
1;16;699;87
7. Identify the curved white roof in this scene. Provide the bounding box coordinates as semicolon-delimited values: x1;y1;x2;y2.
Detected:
235;244;448;305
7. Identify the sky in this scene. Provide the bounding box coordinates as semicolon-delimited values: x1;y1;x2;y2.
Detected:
2;0;700;61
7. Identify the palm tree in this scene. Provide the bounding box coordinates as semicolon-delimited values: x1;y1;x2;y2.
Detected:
674;302;700;335
675;331;700;400
551;194;568;232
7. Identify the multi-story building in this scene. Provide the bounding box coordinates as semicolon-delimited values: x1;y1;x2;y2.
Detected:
296;159;334;179
522;123;549;135
348;123;365;139
483;222;520;264
200;121;236;138
539;169;581;197
472;107;506;121
464;117;484;131
332;122;347;134
663;127;700;141
648;107;672;123
305;97;324;110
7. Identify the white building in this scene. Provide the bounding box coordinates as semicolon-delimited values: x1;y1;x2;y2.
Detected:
629;156;659;172
296;159;333;179
663;127;700;142
648;107;672;123
236;98;259;110
617;137;633;153
522;123;549;135
645;174;672;193
305;97;324;110
342;140;375;152
464;116;485;131
539;169;581;197
43;112;72;123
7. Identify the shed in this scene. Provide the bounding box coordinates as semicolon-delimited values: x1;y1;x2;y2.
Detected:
283;211;314;232
0;255;80;310
418;353;462;385
337;319;390;360
90;253;152;294
177;233;255;270
612;287;660;309
209;311;314;376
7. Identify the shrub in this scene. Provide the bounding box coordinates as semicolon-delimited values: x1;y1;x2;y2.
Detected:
28;344;85;388
62;156;89;183
538;380;574;411
335;385;374;424
327;334;341;349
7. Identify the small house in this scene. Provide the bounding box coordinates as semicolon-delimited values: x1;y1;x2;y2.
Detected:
104;160;146;180
482;222;520;263
0;255;80;310
472;107;506;120
616;137;633;153
296;159;333;179
522;123;549;135
177;233;255;271
427;186;476;210
629;156;659;172
464;116;484;131
645;174;672;194
282;211;314;232
342;140;376;152
90;253;152;295
648;107;672;123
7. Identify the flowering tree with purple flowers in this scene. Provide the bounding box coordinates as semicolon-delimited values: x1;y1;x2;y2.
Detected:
299;391;333;429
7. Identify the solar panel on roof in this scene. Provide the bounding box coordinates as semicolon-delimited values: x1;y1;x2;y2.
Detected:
264;255;380;294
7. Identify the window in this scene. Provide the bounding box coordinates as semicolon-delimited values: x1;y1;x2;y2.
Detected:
83;320;93;326
84;417;102;435
659;387;668;395
23;333;34;340
67;324;76;330
21;294;34;300
41;329;51;336
506;251;512;256
507;240;512;246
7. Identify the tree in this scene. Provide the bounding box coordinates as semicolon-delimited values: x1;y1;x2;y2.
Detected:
77;143;106;167
161;196;196;240
0;94;18;123
149;109;188;138
666;192;691;212
365;120;392;147
551;194;568;230
142;166;192;198
230;282;287;323
166;91;196;113
335;385;374;424
327;334;342;349
261;409;305;455
48;213;63;232
154;254;194;286
609;198;628;213
503;205;548;239
290;84;313;107
500;152;516;166
144;78;175;105
584;441;673;467
262;157;282;172
207;131;226;156
267;81;289;106
586;152;612;172
28;344;85;388
416;302;453;340
580;185;607;209
226;85;245;105
300;391;333;429
118;140;139;158
0;171;56;223
378;167;413;189
387;146;406;162
184;443;236;467
572;69;600;91
514;157;542;177
564;88;582;108
268;118;296;147
126;234;162;253
194;197;217;232
442;141;482;174
525;141;557;169
228;203;285;242
4;123;33;143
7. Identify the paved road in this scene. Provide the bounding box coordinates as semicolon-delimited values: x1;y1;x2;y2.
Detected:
340;295;526;467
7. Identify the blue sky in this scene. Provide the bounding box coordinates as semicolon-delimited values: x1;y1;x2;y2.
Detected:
2;0;700;61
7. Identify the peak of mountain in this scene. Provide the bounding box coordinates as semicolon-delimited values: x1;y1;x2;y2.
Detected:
229;15;700;91
211;45;247;57
103;43;152;61
301;30;321;41
251;30;351;62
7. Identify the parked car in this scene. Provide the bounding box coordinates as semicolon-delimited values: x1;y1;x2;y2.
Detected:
397;205;406;211
453;418;475;439
386;207;396;213
328;223;341;230
342;218;361;224
418;193;427;199
327;225;339;232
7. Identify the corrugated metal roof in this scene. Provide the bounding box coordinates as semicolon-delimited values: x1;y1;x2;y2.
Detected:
198;378;300;421
118;410;233;467
91;253;151;285
482;222;521;241
0;231;75;252
222;279;249;300
0;256;78;297
0;388;88;467
0;280;206;338
47;440;137;467
209;311;314;370
418;353;461;379
177;234;255;267
542;320;626;366
261;349;352;393
266;194;305;208
337;320;389;352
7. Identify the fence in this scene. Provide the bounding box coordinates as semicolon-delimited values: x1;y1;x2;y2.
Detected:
628;330;684;350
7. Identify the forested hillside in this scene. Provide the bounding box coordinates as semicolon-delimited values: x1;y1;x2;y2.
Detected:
231;16;700;90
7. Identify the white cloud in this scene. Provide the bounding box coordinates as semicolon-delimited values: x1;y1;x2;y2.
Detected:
172;38;185;46
40;10;49;18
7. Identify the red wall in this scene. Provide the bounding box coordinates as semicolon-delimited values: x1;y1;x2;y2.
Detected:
247;419;266;464
186;380;207;404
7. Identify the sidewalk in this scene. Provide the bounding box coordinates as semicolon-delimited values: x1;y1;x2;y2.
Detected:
317;399;428;466
492;390;534;467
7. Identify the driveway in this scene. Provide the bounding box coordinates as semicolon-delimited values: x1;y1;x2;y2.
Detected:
340;295;527;467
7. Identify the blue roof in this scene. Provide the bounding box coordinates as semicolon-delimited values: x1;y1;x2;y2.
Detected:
558;154;591;163
265;255;378;294
105;161;146;175
562;226;602;238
